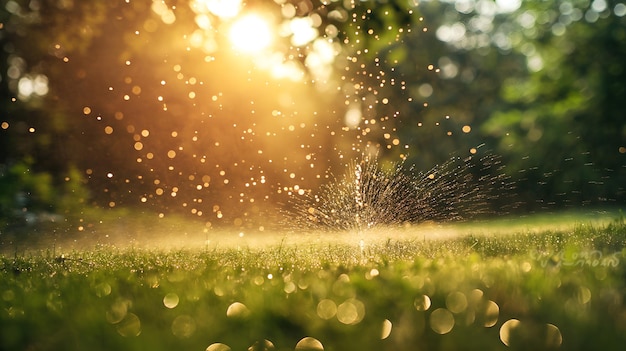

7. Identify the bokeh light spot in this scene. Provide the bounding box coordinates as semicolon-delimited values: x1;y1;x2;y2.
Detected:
116;313;141;337
381;319;392;339
414;294;432;311
163;293;179;309
106;299;130;324
171;315;196;338
316;299;337;320
226;302;250;318
295;337;324;351
206;343;231;351
545;323;563;348
430;308;455;334
337;298;365;325
499;319;520;346
482;300;500;328
203;0;241;18
229;14;273;53
446;291;468;313
94;282;111;297
577;286;592;304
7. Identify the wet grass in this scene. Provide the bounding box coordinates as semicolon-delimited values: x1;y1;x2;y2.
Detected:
1;212;625;351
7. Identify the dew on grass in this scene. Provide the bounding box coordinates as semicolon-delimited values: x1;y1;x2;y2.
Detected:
429;308;455;334
295;337;324;351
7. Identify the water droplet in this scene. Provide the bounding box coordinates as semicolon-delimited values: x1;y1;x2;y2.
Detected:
295;337;324;351
163;292;179;309
429;308;455;334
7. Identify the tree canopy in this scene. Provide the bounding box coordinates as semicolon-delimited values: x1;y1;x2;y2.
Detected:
1;0;624;229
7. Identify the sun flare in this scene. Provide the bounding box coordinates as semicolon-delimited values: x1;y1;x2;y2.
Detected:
229;14;273;54
194;0;242;19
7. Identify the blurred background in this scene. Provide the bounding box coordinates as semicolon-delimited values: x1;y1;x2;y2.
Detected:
1;0;624;232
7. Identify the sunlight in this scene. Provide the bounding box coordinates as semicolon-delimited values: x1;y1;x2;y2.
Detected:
195;0;242;19
229;14;273;54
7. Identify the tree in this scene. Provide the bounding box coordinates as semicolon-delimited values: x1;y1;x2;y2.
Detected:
482;0;626;206
1;0;624;230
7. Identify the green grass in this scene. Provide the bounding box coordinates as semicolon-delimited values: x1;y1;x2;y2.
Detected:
1;212;625;351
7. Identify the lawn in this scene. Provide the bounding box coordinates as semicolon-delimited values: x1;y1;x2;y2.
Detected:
1;210;625;351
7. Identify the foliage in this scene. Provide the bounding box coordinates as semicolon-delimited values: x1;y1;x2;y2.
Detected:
480;0;626;206
1;219;625;351
0;0;624;225
0;158;90;228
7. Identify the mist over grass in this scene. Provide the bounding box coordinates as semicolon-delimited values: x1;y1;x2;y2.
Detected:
1;211;625;351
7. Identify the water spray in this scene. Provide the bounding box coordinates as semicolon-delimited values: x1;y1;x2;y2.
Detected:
286;150;515;233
